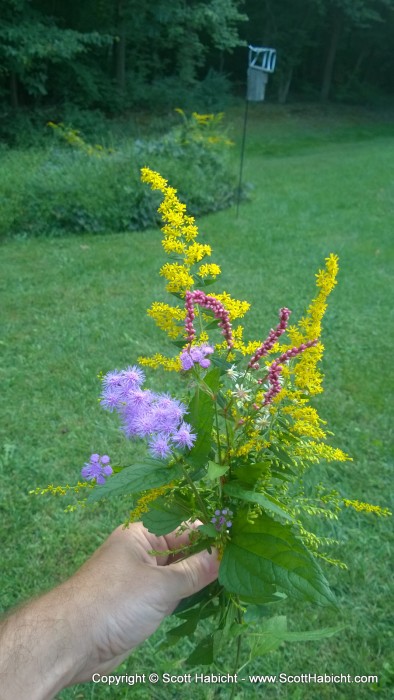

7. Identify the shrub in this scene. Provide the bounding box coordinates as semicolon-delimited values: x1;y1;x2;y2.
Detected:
2;112;240;238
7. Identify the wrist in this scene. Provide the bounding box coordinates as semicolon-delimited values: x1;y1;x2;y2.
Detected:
0;585;87;700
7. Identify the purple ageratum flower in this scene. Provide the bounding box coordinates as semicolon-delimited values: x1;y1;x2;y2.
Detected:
124;410;156;438
149;407;179;434
148;433;172;460
120;365;145;389
211;508;233;531
100;371;125;411
100;389;123;412
124;388;155;410
119;389;156;437
101;366;146;411
171;422;197;450
180;344;215;371
102;370;124;389
155;394;186;415
81;454;112;485
150;395;187;434
180;351;194;371
99;363;197;461
200;345;214;357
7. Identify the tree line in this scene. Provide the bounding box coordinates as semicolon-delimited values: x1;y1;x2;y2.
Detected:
0;0;393;116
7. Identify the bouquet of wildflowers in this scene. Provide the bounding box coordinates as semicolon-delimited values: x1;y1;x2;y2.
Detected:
37;167;390;667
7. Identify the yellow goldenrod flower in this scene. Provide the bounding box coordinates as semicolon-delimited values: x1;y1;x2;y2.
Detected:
292;253;339;343
138;353;182;372
295;440;351;463
283;405;327;439
160;262;195;295
215;325;260;357
192;112;216;125
241;339;262;355
161;237;187;255
129;483;176;522
141;167;168;192
182;222;199;241
198;263;221;279
184;242;212;266
30;481;93;497
343;499;391;516
147;303;186;339
160;207;186;229
210;292;250;320
293;343;325;395
280;254;340;396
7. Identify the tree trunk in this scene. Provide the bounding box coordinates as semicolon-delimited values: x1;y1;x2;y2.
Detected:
320;10;343;102
277;67;293;104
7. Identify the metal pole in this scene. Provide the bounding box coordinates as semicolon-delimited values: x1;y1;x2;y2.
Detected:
236;98;249;218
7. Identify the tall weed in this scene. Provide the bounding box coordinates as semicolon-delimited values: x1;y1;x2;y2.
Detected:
0;112;239;239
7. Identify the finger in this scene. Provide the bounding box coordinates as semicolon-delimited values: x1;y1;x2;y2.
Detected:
162;548;220;601
151;521;202;566
162;521;200;552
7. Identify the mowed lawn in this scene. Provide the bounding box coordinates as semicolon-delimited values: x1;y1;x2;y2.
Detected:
1;108;393;698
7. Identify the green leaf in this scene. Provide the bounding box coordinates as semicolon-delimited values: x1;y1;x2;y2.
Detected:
250;618;344;658
219;512;336;606
270;466;295;482
172;581;221;616
186;367;221;467
223;483;294;522
232;461;271;486
196;278;217;289
165;605;219;646
213;624;242;657
166;616;199;643
142;496;190;535
204;317;222;327
87;459;180;503
207;461;230;480
186;635;214;666
187;389;215;467
204;367;221;392
281;625;345;642
216;391;228;408
198;523;218;538
251;615;288;655
210;356;235;372
268;445;297;468
243;592;287;617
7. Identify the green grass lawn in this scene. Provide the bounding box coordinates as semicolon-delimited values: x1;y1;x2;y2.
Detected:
1;106;393;698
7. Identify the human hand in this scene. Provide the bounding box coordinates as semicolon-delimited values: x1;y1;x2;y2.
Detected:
0;522;219;700
56;522;219;684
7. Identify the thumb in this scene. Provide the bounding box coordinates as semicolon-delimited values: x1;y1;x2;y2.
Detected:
163;548;220;601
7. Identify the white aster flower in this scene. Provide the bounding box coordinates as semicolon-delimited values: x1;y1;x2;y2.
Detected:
226;364;239;381
232;383;251;403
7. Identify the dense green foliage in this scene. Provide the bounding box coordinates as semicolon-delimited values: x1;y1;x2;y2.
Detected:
0;112;238;238
1;108;393;697
0;0;245;118
0;0;393;146
241;0;394;103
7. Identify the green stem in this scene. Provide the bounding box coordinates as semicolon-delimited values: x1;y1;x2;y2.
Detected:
180;464;210;522
230;604;243;700
214;404;222;466
197;307;205;337
223;408;231;461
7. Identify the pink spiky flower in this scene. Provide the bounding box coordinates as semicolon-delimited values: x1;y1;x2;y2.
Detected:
263;339;318;405
248;307;291;370
184;290;233;349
